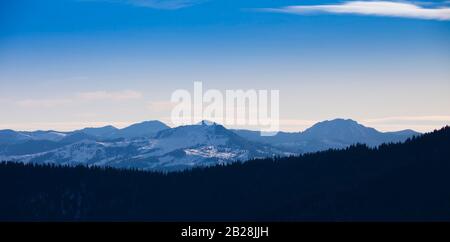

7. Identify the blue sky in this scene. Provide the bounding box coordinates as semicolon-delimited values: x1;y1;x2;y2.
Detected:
0;0;449;132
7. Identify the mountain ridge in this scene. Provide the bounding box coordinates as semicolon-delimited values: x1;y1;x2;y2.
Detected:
0;118;422;171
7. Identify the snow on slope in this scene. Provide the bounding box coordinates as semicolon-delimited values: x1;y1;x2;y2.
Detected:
1;122;289;171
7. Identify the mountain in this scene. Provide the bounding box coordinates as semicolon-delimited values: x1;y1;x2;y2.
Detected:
147;121;288;170
0;130;31;145
58;132;96;144
0;140;63;156
0;119;419;171
77;125;118;138
114;120;169;138
1;126;448;221
0;130;69;145
0;121;289;171
233;118;420;153
21;130;68;142
302;119;380;141
302;118;417;145
0;130;70;156
0;120;169;145
74;121;169;139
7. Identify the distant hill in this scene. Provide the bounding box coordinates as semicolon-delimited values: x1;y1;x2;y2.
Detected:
233;118;420;152
115;120;169;138
0;120;170;144
75;121;169;139
0;126;448;221
77;125;119;138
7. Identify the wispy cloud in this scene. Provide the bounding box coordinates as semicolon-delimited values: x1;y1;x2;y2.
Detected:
15;90;144;109
88;0;206;9
364;115;450;123
16;99;73;109
362;115;450;132
263;1;450;21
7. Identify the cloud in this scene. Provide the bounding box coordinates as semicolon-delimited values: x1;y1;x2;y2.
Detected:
90;0;206;9
15;90;143;109
16;99;73;108
263;1;450;21
77;90;143;101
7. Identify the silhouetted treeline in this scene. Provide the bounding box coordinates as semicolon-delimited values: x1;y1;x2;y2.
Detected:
1;126;449;221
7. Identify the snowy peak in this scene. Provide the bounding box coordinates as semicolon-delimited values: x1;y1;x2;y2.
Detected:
155;122;233;144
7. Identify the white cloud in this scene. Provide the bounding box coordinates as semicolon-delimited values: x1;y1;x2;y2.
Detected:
264;1;450;21
90;0;206;9
77;90;143;101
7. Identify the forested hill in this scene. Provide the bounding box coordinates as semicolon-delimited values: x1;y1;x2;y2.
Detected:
1;126;449;221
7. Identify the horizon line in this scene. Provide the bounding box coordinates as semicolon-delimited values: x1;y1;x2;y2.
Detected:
1;117;448;133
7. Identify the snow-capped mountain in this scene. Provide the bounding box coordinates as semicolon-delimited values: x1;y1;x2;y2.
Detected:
0;121;290;171
0;130;68;144
0;119;419;171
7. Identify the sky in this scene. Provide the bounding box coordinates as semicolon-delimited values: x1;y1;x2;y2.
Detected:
0;0;449;132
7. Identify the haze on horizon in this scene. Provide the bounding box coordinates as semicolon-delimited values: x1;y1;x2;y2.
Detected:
0;0;449;133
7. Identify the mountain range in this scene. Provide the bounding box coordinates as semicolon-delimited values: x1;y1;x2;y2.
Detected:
0;119;420;171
